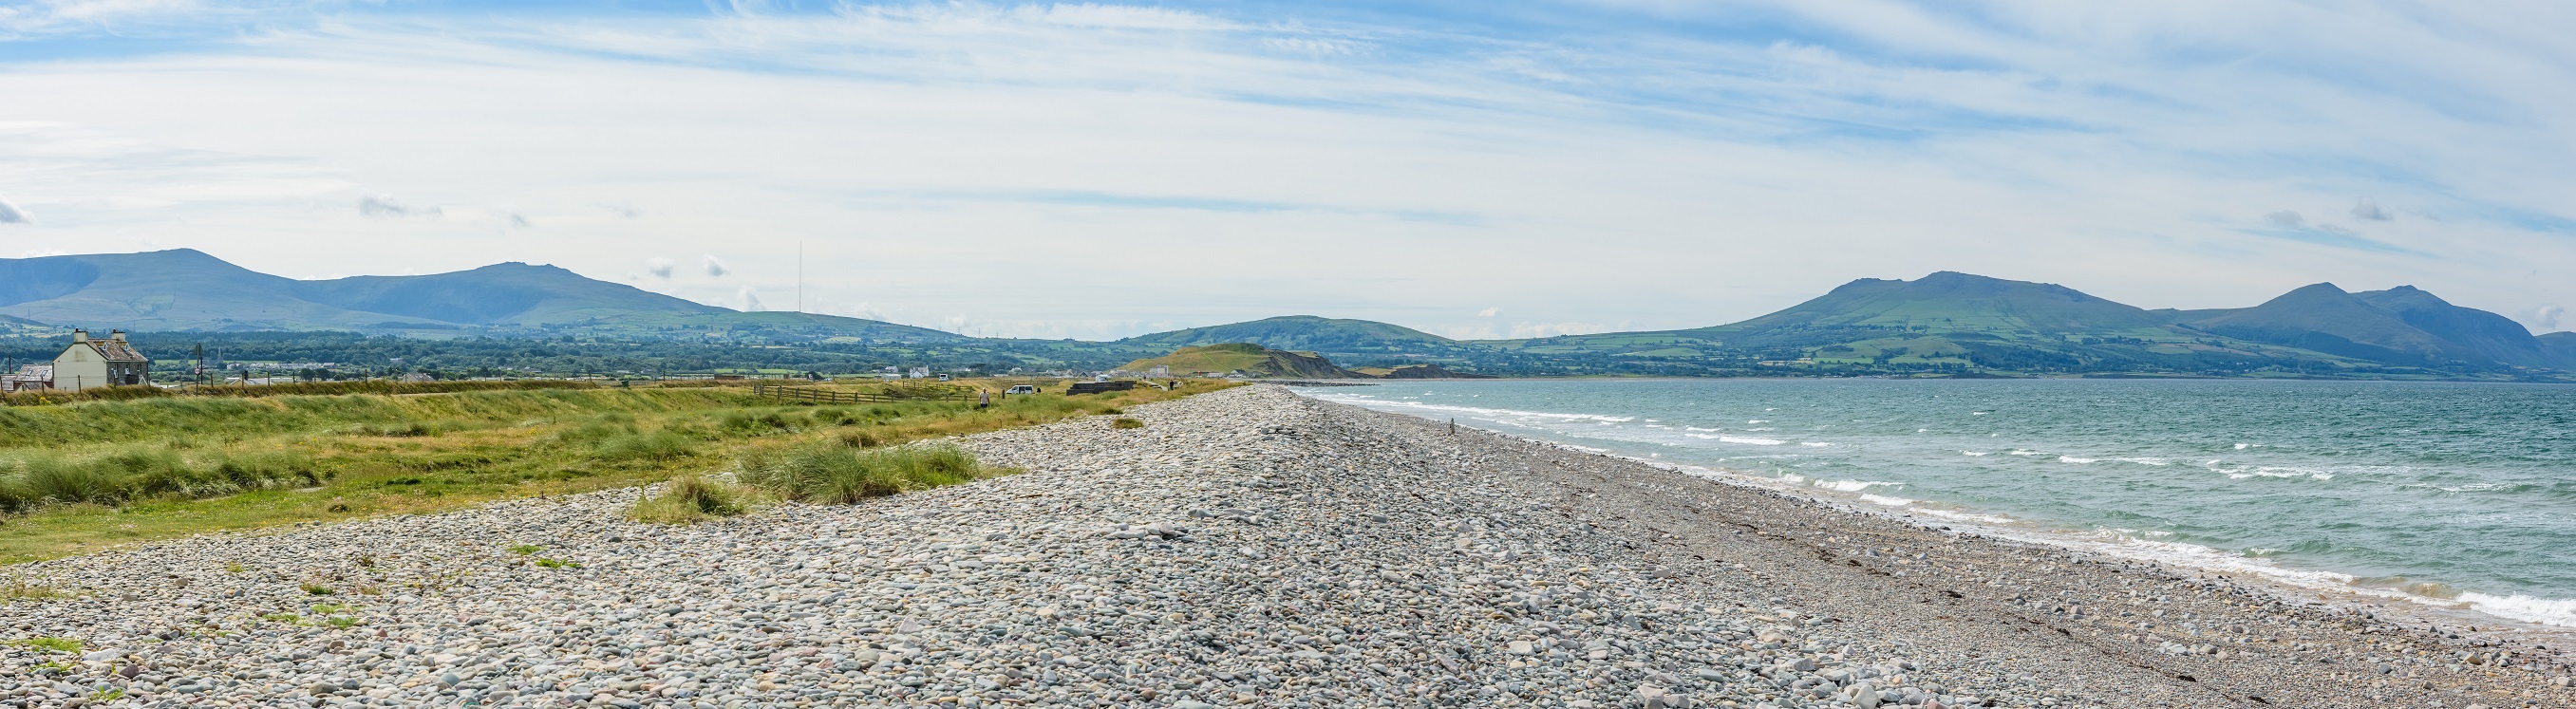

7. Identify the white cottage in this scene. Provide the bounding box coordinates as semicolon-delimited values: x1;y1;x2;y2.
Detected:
50;329;151;392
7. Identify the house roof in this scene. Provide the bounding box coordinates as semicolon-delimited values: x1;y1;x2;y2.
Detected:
62;340;151;363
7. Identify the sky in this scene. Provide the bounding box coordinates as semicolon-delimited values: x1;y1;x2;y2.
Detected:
2;0;2572;339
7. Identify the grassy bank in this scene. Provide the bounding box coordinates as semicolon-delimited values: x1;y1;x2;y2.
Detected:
1;380;1236;563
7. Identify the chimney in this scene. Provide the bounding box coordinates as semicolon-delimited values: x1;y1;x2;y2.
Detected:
111;330;126;342
72;329;87;344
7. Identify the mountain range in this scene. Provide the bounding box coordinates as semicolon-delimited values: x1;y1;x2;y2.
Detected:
4;250;2569;379
0;249;960;343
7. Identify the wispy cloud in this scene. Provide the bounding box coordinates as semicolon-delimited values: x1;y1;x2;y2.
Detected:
357;195;441;218
2;2;2573;336
646;257;674;279
0;196;28;224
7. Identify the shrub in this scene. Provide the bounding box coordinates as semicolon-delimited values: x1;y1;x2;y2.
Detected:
1112;418;1144;429
628;476;748;524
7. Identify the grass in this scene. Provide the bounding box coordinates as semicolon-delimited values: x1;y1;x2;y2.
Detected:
628;476;753;524
3;573;66;602
1111;418;1144;429
0;380;1234;564
507;544;541;556
7;637;80;653
736;443;1003;504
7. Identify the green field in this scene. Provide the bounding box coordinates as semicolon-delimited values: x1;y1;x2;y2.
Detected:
0;380;1233;563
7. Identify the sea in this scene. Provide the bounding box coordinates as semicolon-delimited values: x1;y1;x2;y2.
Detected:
1292;378;2576;628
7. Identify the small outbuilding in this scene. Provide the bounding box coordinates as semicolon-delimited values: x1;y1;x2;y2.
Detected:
50;329;151;392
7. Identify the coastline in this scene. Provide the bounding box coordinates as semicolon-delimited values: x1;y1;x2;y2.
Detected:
4;385;2569;708
1295;380;2576;638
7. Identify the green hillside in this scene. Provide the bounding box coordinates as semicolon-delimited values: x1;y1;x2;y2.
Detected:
1117;315;1462;354
0;250;962;343
1119;343;1363;379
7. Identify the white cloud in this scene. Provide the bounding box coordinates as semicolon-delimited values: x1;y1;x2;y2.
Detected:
1476;307;1500;317
357;195;441;218
2352;197;2392;221
645;257;674;279
703;255;729;277
2531;304;2566;332
736;285;762;311
2264;211;2304;228
2;3;2574;337
0;196;28;224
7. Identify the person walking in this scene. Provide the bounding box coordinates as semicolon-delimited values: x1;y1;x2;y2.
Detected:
978;390;991;409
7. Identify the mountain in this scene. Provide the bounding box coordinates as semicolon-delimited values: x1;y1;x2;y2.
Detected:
1484;272;2569;378
2163;283;2567;368
296;262;725;327
1118;316;1462;354
0;250;962;342
1712;271;2172;334
1119;343;1363;379
2351;286;2564;368
2543;332;2576;364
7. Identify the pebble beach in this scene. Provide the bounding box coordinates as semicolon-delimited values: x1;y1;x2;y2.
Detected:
6;385;2573;708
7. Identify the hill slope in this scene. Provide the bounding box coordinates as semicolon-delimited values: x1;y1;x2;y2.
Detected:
2172;284;2479;366
1119;343;1363;379
1118;316;1462;354
2350;286;2563;367
0;250;963;342
1716;271;2172;334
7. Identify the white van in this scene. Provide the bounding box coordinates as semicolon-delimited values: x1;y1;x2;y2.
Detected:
1005;384;1038;395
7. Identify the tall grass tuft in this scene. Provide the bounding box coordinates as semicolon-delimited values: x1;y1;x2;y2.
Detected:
628;476;749;524
0;446;330;511
737;443;989;504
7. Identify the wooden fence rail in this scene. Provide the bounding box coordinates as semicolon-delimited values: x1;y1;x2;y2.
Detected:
750;383;976;404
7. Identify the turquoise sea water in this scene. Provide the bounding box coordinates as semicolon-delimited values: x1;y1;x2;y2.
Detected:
1294;379;2576;627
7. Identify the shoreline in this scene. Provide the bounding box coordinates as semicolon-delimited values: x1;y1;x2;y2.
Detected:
5;385;2570;708
1296;382;2576;640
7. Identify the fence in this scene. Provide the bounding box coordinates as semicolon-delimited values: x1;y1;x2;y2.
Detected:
750;383;978;404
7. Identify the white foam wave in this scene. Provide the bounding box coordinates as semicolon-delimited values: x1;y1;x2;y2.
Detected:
2115;457;2171;466
1814;479;1903;493
2224;466;2334;481
1970;412;1989;416
2454;591;2576;627
1918;508;2014;525
1718;436;1786;446
2007;449;2043;457
2234;442;2264;450
1747;420;1770;423
1960;451;1989;457
2059;456;2097;464
1746;427;1777;431
1857;494;1913;506
1683;426;1723;432
1798;441;1833;448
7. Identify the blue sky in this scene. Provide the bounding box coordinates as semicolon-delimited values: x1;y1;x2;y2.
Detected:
3;0;2572;338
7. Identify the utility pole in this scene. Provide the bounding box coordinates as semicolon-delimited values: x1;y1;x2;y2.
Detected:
797;241;804;314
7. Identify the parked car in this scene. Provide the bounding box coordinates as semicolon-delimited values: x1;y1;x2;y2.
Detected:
1005;384;1038;395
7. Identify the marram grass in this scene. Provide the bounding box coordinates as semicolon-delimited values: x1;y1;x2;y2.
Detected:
0;380;1237;563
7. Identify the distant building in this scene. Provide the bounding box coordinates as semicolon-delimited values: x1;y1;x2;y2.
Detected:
398;372;436;382
908;366;931;379
2;364;50;393
50;329;151;392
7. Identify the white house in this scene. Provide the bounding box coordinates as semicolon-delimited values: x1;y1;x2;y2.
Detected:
50;329;151;392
